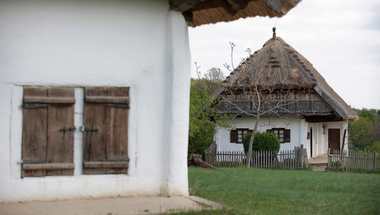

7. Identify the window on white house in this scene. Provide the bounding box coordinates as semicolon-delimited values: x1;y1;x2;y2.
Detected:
230;129;252;143
267;128;290;143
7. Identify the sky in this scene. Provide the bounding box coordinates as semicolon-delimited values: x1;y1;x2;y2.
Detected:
189;0;380;110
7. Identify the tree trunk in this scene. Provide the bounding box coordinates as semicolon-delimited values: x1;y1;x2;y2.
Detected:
246;114;260;168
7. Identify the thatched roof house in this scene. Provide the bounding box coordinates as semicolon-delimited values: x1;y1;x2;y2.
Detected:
212;33;357;158
213;34;358;122
170;0;301;27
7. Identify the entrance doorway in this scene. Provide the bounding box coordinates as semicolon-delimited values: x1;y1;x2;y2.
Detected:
328;129;340;153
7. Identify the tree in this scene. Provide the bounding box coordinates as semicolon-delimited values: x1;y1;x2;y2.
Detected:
188;78;232;158
348;117;374;151
194;66;225;93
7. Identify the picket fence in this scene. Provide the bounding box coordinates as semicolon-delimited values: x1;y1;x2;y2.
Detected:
328;149;380;173
205;147;307;169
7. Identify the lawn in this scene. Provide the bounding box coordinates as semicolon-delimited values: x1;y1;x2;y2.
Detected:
171;167;380;215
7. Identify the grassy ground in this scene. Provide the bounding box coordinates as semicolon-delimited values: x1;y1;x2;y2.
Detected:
170;167;380;215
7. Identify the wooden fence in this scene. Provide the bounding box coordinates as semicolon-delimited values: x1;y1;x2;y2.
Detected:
205;147;308;169
328;149;380;173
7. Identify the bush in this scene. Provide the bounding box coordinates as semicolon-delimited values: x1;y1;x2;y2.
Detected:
242;131;280;153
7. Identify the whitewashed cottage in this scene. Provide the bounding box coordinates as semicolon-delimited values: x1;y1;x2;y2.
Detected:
0;0;300;202
213;33;358;158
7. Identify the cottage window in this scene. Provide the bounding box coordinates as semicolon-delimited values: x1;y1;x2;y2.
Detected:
267;128;290;143
230;129;252;143
21;86;130;177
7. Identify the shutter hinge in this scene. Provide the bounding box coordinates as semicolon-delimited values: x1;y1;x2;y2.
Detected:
80;126;98;132
59;127;76;132
107;104;129;109
22;104;47;109
18;160;45;164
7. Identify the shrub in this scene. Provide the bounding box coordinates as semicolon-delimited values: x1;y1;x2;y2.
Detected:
372;140;380;153
242;131;280;153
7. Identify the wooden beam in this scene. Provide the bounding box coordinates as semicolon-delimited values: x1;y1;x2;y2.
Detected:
214;0;237;16
170;0;200;12
85;96;129;104
227;0;248;10
262;0;284;13
305;115;343;123
84;161;129;168
23;163;75;170
182;9;193;22
24;96;75;104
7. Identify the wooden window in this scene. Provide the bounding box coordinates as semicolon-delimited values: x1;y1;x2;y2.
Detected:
83;87;129;175
267;128;290;143
21;87;75;177
230;129;251;143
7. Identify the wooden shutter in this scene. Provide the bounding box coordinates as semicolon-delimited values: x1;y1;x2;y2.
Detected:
230;130;237;143
284;129;291;143
83;87;129;174
21;87;75;177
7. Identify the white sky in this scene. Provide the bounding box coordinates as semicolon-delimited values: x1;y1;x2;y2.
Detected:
189;0;380;109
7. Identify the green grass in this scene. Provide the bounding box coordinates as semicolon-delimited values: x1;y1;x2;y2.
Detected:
170;167;380;215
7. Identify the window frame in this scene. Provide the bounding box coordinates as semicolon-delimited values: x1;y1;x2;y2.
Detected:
267;128;291;143
230;128;252;143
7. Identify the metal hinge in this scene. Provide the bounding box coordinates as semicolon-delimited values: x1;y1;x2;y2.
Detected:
22;104;47;109
18;160;45;164
107;104;129;109
80;126;98;132
59;127;76;132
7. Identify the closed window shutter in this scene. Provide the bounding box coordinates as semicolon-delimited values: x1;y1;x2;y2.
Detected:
83;87;129;175
284;129;291;142
22;87;75;177
230;130;237;143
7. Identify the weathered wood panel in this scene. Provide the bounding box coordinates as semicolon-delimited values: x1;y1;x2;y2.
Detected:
83;161;129;168
83;87;129;175
46;88;75;176
24;96;75;104
22;87;75;177
22;87;48;177
23;163;74;170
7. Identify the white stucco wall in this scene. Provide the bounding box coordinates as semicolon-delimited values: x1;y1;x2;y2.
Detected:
216;115;304;152
0;0;190;202
307;121;349;158
216;115;349;158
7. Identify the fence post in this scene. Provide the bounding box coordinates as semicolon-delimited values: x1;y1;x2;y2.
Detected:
300;145;304;168
327;148;330;168
374;152;377;173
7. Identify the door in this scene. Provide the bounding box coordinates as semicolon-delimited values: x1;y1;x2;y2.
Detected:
328;129;340;154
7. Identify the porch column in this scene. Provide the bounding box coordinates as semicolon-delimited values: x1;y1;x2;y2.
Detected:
161;11;191;196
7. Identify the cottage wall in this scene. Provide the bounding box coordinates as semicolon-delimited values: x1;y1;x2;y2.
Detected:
216;115;304;152
0;0;190;202
216;115;349;158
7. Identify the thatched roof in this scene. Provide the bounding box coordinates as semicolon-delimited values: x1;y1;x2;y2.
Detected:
216;35;358;121
170;0;301;27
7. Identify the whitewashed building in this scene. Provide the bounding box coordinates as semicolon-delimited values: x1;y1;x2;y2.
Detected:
0;0;300;202
213;35;358;158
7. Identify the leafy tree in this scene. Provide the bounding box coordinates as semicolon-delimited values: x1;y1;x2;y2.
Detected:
188;78;232;158
349;117;374;151
359;108;379;123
